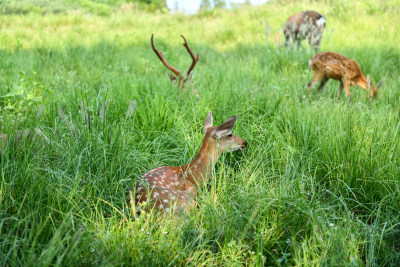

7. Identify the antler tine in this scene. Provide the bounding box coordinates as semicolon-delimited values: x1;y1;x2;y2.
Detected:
180;35;199;77
151;34;182;77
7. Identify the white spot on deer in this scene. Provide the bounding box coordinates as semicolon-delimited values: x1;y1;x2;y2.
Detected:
163;199;168;203
166;208;170;212
316;17;326;28
159;204;164;209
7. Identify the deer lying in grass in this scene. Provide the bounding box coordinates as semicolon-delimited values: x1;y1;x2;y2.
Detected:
282;10;326;51
151;34;199;90
129;112;247;215
307;52;384;100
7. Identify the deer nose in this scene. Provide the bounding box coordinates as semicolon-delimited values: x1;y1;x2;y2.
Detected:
242;141;248;148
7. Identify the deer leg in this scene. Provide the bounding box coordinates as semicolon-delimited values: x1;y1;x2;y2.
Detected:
306;33;314;50
342;79;352;102
317;76;329;92
307;72;325;92
284;31;292;47
294;38;301;49
283;33;289;47
314;36;322;52
308;33;322;52
337;82;344;100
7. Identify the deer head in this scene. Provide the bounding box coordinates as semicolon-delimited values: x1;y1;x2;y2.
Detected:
367;75;384;100
203;111;247;153
151;34;199;89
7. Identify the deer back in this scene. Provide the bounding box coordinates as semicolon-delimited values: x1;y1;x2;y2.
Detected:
285;11;326;37
310;52;364;81
133;166;197;213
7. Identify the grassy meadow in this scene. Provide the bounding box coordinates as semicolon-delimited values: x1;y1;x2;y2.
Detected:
1;0;400;265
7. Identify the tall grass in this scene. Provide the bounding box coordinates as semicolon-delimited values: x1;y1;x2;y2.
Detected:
1;0;400;265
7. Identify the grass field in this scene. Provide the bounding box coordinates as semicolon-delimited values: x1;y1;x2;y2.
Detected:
1;0;400;265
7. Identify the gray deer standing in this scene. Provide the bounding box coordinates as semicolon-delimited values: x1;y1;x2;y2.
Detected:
283;10;326;52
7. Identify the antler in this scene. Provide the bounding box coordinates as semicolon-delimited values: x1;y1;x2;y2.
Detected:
180;35;199;77
151;34;182;78
151;34;199;89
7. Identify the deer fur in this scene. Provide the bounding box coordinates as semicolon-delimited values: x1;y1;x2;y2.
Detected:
307;52;383;100
129;112;247;215
283;10;326;51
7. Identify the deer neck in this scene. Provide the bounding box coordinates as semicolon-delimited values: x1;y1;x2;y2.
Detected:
184;135;220;187
358;74;368;89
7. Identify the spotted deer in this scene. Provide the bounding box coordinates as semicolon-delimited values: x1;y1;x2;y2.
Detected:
129;112;247;215
307;52;384;100
151;34;199;90
283;10;326;51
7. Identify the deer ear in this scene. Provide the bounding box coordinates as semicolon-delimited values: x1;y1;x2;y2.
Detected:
366;75;371;89
166;72;176;82
214;115;237;138
203;111;213;134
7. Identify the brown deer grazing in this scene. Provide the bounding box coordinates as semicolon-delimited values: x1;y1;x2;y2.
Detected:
151;34;199;89
283;10;326;51
307;52;384;100
129;112;247;215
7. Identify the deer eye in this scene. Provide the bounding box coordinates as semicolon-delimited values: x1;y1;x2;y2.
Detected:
228;134;233;138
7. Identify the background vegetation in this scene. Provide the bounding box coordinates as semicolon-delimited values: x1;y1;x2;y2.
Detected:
0;0;167;15
1;0;400;265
